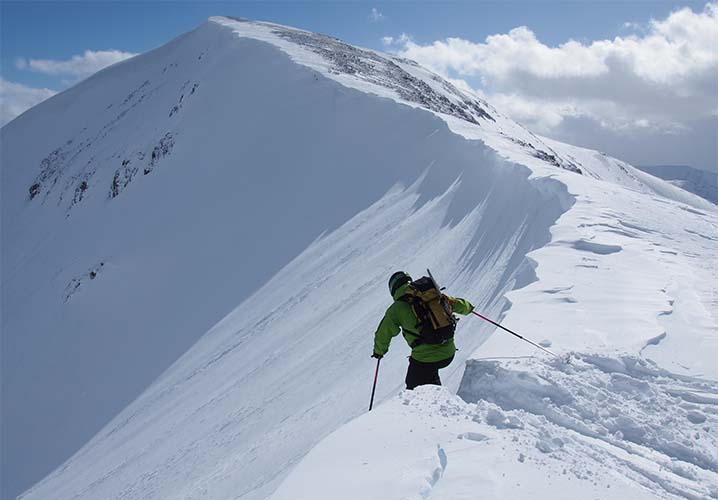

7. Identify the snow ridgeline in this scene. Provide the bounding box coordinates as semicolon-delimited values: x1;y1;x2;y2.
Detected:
5;16;718;500
272;356;718;500
211;17;718;500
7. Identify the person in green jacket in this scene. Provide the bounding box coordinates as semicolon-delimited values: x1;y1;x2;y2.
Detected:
372;271;474;390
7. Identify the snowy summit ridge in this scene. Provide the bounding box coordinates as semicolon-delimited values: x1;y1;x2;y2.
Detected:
2;17;717;500
216;17;586;174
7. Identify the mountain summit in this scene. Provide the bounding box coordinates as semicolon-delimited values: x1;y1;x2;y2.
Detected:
2;17;716;500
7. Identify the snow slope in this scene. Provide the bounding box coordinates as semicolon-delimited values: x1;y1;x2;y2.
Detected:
3;17;717;500
636;165;717;205
273;367;718;500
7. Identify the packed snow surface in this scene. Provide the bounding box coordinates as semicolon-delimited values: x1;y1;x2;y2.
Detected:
273;359;718;500
3;16;717;500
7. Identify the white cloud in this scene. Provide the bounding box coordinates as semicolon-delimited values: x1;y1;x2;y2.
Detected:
382;33;410;47
4;49;137;125
387;2;718;139
0;79;57;126
369;8;385;23
484;92;690;135
16;49;137;80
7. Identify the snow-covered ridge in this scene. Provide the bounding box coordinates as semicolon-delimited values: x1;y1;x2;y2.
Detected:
224;18;499;125
11;16;713;215
208;16;718;367
212;17;590;174
207;17;718;499
212;17;715;208
3;16;717;500
4;18;570;499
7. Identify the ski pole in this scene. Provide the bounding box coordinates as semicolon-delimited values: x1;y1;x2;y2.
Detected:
368;358;381;411
471;310;561;359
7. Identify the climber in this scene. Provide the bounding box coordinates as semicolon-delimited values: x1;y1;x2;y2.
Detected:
372;271;474;390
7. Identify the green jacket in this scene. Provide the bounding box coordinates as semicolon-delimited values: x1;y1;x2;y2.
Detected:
373;283;474;363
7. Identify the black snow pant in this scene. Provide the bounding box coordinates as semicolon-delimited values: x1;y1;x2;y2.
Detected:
405;355;454;390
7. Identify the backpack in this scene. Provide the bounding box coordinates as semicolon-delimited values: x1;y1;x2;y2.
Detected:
399;273;457;347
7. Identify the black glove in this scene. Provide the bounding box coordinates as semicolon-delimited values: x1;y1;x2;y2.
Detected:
371;352;383;359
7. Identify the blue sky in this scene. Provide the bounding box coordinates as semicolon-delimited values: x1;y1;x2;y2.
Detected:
2;1;701;86
1;1;716;170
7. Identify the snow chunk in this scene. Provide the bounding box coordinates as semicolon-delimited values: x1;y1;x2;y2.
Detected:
458;359;575;413
459;354;718;478
485;408;524;430
687;411;707;424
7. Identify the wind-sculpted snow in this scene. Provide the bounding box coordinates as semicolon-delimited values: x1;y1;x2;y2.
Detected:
16;153;568;500
473;155;718;379
271;357;718;500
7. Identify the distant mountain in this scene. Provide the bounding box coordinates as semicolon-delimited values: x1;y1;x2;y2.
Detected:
637;165;717;204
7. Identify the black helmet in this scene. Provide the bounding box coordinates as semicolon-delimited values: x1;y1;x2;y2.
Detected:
388;271;412;296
